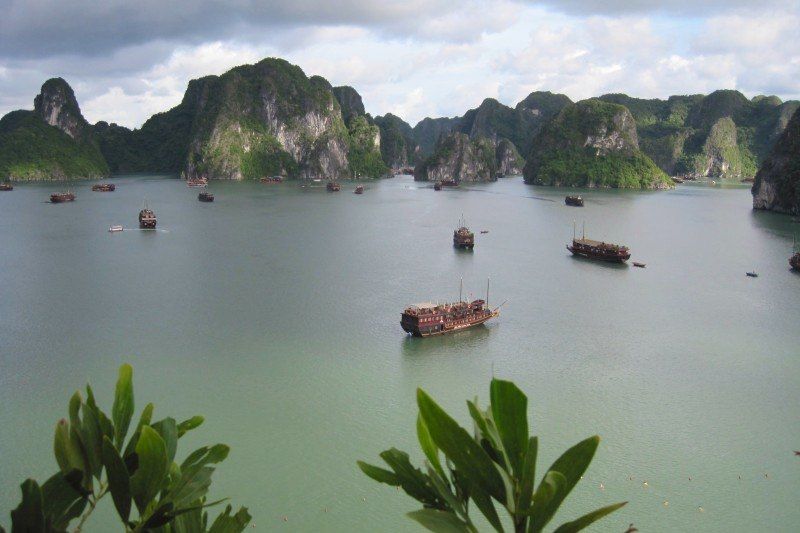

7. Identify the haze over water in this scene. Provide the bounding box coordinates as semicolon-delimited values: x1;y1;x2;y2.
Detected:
1;175;798;531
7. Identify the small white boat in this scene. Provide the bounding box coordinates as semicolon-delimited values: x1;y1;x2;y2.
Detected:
109;225;123;233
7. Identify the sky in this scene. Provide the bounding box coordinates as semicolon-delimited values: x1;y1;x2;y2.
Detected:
0;0;798;128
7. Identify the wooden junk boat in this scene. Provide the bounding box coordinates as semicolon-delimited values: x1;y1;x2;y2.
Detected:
401;279;500;337
326;181;341;192
260;176;283;183
567;223;630;263
198;191;214;202
50;192;75;203
565;195;584;207
434;181;442;191
790;253;800;271
354;185;364;194
92;183;116;192
139;207;157;229
453;216;475;249
0;183;13;191
441;178;458;187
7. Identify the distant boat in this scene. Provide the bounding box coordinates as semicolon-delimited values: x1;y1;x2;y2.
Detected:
441;178;458;187
0;183;13;191
108;225;123;233
354;185;364;194
326;181;341;192
567;222;630;263
198;191;214;202
186;177;208;187
139;206;157;229
746;271;758;278
50;192;75;203
434;181;442;191
671;176;684;184
453;215;475;249
791;252;800;271
480;230;489;234
633;262;646;268
260;176;283;183
565;195;584;207
92;183;115;192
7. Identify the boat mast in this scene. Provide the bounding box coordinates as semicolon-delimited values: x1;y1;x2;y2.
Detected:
459;277;463;302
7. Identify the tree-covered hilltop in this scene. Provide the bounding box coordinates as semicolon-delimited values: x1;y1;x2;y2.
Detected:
599;91;799;179
373;113;418;169
0;78;108;181
523;99;671;189
413;116;461;158
752;107;800;215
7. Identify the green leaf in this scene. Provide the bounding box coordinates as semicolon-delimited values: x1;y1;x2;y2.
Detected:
426;465;467;519
407;509;472;533
10;479;44;532
552;502;627;533
112;364;135;448
417;414;445;479
151;418;179;465
490;379;528;477
532;436;599;529
129;425;168;513
417;389;506;504
80;402;104;479
41;471;88;529
180;444;229;471
208;505;252;533
527;471;566;532
102;436;132;522
124;402;154;458
357;461;400;486
517;437;538;516
68;390;82;429
53;419;85;476
380;448;443;508
177;416;204;438
469;482;504;532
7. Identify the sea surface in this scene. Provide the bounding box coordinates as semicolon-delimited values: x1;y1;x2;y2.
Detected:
1;175;798;532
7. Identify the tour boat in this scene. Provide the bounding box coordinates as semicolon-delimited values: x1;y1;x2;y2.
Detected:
92;183;115;192
187;177;208;187
434;181;442;191
260;176;283;183
567;223;630;263
326;181;341;192
401;279;500;337
453;216;475;249
50;192;75;203
441;178;458;187
790;253;799;271
565;195;584;207
633;262;646;268
109;225;123;233
139;207;157;229
354;185;364;194
198;191;215;202
0;183;13;191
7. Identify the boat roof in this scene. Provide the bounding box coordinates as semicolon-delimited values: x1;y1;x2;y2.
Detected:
574;238;625;248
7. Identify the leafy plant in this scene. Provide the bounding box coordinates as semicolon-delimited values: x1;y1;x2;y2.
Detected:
2;364;250;533
358;379;625;532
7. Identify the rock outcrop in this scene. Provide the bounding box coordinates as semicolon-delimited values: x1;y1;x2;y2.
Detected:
332;86;366;126
496;139;524;175
523;99;670;189
0;79;108;180
414;132;496;182
413;117;460;157
373;113;417;169
752;107;800;215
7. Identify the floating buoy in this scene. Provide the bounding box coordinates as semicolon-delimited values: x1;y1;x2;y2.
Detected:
765;473;769;479
628;475;633;481
689;476;692;481
362;497;366;502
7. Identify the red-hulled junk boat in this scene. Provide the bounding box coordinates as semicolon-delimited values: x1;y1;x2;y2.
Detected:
139;207;157;229
441;178;458;187
50;191;75;203
453;216;475;249
92;183;115;192
260;176;283;183
401;279;500;337
565;195;583;206
567;224;630;263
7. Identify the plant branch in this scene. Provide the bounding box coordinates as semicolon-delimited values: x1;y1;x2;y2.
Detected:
73;482;108;533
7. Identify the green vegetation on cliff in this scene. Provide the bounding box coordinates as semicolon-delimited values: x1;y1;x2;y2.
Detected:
346;115;388;177
524;99;670;189
0;111;108;180
752;107;800;214
415;132;496;182
374;113;416;168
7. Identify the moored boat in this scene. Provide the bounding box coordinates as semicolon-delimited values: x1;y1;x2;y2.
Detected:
453;216;474;249
565;195;584;207
441;178;458;187
109;225;123;233
0;183;13;191
434;181;442;191
633;262;646;268
746;271;758;278
790;253;800;271
354;185;364;194
671;176;684;184
187;177;208;187
326;181;341;192
92;183;116;192
139;207;157;229
401;279;500;337
567;223;629;263
198;191;214;202
50;192;75;203
260;176;283;183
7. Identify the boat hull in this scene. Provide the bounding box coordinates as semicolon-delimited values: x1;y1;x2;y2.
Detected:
567;245;630;263
402;311;498;337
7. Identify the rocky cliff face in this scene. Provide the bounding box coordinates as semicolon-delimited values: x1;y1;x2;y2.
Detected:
524;99;670;189
332;86;366;126
414;132;495;182
373;113;417;169
413;117;460;157
600;91;798;179
752;107;800;215
0;79;108;180
496;139;524;175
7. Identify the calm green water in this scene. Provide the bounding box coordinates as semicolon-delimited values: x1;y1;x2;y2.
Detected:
1;175;798;532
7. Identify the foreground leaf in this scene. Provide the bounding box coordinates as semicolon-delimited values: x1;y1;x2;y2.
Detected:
10;479;44;532
357;461;400;486
552;502;627;533
129;425;168;513
408;509;473;533
527;471;566;532
41;471;88;529
208;505;252;533
112;364;135;448
102;436;132;522
489;379;528;477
